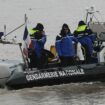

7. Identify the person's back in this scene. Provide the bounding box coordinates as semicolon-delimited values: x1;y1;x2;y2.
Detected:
77;34;97;63
78;35;94;55
74;20;97;63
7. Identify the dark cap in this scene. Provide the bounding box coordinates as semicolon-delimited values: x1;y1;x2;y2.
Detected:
35;23;44;31
78;20;86;26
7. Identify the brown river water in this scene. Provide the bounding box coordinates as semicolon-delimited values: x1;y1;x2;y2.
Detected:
0;82;105;105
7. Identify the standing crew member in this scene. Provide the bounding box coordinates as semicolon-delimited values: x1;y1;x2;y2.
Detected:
28;23;47;68
55;24;78;66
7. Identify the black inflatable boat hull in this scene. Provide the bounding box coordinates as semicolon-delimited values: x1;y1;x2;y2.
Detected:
6;64;105;89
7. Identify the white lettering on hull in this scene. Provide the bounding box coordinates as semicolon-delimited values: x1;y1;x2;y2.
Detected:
26;69;85;81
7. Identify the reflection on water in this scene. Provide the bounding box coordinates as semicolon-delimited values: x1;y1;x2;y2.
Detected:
0;82;105;105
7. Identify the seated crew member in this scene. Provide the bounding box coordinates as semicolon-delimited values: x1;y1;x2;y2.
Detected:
55;24;78;66
74;20;97;63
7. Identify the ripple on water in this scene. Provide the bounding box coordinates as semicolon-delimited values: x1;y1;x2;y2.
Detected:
0;82;105;105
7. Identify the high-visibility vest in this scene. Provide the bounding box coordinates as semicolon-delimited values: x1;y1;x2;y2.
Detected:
28;29;39;37
76;25;87;32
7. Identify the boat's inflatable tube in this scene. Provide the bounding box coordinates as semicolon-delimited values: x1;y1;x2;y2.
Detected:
6;63;105;89
0;59;24;87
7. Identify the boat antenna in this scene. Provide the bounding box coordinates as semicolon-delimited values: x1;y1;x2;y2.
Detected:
85;6;95;25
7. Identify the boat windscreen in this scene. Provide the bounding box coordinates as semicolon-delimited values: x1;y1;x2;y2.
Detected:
89;22;105;37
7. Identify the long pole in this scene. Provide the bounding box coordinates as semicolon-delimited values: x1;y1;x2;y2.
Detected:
4;23;25;37
4;25;6;36
85;10;89;24
21;14;30;69
18;43;28;69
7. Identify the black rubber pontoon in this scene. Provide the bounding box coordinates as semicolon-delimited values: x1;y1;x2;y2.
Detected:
6;63;105;89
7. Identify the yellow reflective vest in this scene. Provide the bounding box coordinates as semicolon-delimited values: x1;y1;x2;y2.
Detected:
76;25;87;32
28;29;39;37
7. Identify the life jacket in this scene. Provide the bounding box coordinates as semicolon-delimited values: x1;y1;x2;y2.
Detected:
76;25;87;32
28;28;39;49
28;28;39;38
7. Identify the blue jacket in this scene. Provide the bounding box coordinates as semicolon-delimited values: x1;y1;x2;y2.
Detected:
55;35;78;57
88;33;97;43
32;35;46;58
77;34;96;55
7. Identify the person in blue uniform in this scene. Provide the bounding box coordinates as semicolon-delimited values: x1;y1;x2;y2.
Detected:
55;24;78;66
74;20;97;63
29;23;55;68
28;23;47;68
74;20;93;37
